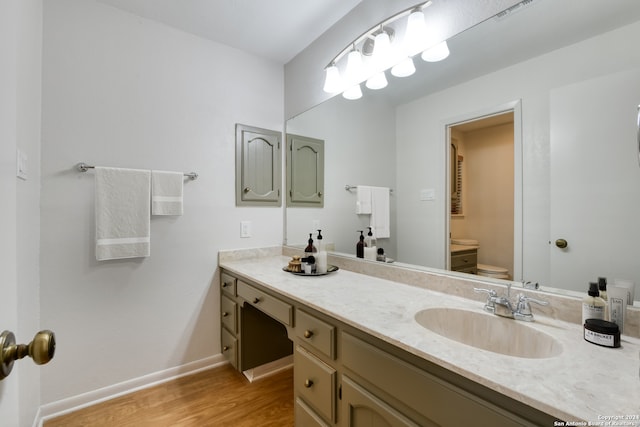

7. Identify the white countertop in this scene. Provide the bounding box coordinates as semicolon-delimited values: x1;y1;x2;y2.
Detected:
220;254;640;424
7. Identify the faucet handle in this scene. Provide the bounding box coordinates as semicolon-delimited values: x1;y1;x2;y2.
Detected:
514;294;549;321
473;288;497;297
474;288;497;313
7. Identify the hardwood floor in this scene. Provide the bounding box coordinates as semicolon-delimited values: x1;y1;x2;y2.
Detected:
45;364;294;427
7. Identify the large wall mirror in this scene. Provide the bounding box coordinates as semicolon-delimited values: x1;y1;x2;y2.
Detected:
285;0;640;303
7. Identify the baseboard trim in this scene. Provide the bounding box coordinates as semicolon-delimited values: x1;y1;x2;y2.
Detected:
36;354;227;426
242;355;293;383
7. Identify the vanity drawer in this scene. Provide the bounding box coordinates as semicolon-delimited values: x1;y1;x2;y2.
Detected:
221;327;237;369
294;345;336;423
451;251;477;270
220;273;237;297
341;333;531;426
295;310;336;359
220;295;237;334
237;280;293;326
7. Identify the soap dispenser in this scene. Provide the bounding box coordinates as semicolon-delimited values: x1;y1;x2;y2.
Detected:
356;231;365;258
316;230;327;274
364;227;377;260
304;233;317;273
582;282;606;325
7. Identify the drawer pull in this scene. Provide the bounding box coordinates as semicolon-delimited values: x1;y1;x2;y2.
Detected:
304;379;314;388
222;346;230;352
303;330;314;339
253;297;261;304
222;312;229;317
222;282;230;288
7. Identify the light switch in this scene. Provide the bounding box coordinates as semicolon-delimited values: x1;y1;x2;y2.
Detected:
240;221;252;238
420;189;435;201
16;149;27;180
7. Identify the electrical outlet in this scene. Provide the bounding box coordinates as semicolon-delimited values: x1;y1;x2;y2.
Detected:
240;221;252;238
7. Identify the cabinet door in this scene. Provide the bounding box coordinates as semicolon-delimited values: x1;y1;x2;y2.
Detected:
236;124;281;206
287;134;324;207
342;376;421;427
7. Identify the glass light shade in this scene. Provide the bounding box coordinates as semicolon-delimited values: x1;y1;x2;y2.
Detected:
404;10;427;56
421;41;450;62
366;71;388;90
345;50;364;85
323;65;342;93
391;57;416;78
342;84;363;100
372;31;392;60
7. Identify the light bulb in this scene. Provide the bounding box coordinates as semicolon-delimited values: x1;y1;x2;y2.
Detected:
366;72;388;90
372;31;391;59
342;84;362;100
391;57;416;78
323;64;342;93
345;50;364;85
421;41;450;62
405;9;427;56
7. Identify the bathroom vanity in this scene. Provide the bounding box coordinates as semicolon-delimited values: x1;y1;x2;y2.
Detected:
219;247;640;426
449;245;477;275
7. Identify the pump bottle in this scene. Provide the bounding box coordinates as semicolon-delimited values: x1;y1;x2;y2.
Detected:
582;282;606;325
356;231;365;258
364;227;377;260
316;230;327;274
304;233;317;273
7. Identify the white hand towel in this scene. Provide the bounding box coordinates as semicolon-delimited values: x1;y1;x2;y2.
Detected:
370;186;390;238
95;167;151;261
356;185;372;214
152;170;183;216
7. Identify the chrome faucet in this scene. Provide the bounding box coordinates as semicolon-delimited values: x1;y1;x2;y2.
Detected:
474;283;549;322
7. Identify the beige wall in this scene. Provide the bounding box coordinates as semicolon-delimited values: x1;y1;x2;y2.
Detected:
451;123;514;276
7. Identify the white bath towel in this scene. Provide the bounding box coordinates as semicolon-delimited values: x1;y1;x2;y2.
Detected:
356;185;372;214
151;170;183;216
370;186;390;238
95;167;151;261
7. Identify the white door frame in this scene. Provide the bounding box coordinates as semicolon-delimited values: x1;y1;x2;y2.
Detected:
442;100;523;280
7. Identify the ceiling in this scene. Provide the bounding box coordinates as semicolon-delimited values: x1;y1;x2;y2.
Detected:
96;0;362;64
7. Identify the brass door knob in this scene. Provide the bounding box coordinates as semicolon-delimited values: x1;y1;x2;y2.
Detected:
0;330;56;380
303;330;314;339
555;239;568;249
304;379;314;388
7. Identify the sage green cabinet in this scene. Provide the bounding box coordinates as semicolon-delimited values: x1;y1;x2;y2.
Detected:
287;134;324;207
235;124;281;206
218;268;557;426
341;376;420;427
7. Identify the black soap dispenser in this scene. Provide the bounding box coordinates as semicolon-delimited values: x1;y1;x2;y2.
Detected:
304;233;317;273
356;230;365;258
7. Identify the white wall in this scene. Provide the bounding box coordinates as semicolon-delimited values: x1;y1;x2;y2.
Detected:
286;94;397;258
0;1;43;426
396;20;640;286
40;0;283;407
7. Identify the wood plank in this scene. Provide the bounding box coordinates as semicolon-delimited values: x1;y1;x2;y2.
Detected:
45;364;293;427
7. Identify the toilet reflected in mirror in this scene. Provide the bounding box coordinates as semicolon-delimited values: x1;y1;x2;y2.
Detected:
448;111;515;280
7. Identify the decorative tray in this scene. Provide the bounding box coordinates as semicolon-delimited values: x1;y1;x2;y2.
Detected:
282;265;339;276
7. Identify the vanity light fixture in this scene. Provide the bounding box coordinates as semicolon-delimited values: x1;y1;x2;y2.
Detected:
323;0;451;100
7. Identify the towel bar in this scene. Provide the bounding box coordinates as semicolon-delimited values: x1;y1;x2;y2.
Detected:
345;185;393;193
76;162;198;180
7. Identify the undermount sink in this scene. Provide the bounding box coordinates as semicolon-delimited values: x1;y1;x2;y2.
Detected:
414;307;563;359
